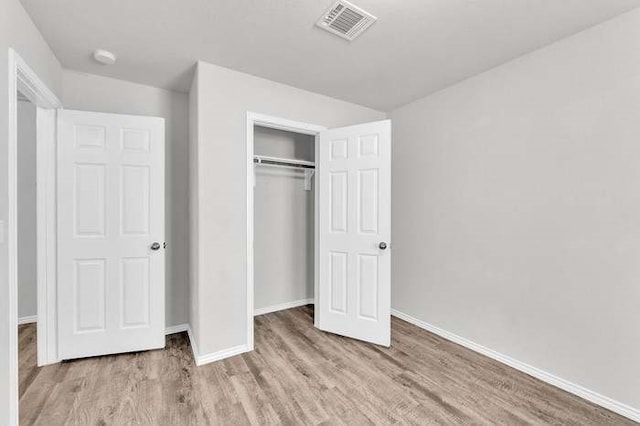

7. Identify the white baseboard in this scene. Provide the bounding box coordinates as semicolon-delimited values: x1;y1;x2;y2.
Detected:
185;297;313;366
195;344;250;366
186;325;250;366
186;326;200;364
18;315;37;325
254;298;314;316
391;309;640;423
165;323;189;335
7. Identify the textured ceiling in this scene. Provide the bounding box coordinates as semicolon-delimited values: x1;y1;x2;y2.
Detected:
21;0;640;111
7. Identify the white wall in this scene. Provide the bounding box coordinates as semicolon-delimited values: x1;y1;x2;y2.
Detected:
190;61;385;356
0;0;63;421
390;8;640;413
17;99;37;320
62;70;190;328
188;68;200;343
254;127;314;310
188;67;200;343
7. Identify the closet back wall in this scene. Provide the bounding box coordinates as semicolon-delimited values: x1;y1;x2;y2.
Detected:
254;127;314;312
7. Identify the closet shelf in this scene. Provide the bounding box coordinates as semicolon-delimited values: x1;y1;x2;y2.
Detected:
253;155;315;191
253;155;315;170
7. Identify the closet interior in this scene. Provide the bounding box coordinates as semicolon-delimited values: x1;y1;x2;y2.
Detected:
253;125;316;317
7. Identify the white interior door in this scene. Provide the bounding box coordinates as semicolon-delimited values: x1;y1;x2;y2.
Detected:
57;109;165;360
317;119;391;346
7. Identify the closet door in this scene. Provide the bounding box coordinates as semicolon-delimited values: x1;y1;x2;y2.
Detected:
317;119;391;346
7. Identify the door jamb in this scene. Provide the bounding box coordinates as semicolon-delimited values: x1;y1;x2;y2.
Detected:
245;112;326;350
8;48;62;424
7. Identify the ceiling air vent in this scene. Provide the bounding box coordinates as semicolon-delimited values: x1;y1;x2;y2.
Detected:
316;0;377;41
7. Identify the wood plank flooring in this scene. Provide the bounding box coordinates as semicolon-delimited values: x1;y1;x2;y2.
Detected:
19;306;634;425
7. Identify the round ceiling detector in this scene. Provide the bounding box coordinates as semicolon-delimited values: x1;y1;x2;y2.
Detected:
93;49;116;65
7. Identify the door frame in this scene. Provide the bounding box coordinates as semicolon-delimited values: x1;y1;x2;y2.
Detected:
245;112;326;350
8;48;62;423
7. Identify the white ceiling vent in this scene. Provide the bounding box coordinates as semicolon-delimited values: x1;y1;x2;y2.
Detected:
316;0;377;41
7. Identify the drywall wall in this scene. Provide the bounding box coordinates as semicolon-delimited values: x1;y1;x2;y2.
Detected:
0;0;62;421
390;8;640;413
62;70;190;328
188;66;200;343
190;61;385;356
17;99;37;320
254;127;314;310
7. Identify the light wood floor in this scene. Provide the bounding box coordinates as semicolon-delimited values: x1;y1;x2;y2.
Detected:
19;306;633;425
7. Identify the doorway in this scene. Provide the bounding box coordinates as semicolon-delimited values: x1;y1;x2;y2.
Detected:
17;92;38;329
246;113;325;349
252;125;317;340
245;112;392;351
8;48;62;425
16;91;39;405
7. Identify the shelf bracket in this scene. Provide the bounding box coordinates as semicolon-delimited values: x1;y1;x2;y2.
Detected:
304;169;315;191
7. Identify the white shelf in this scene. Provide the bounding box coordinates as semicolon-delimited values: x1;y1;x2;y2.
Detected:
253;155;315;168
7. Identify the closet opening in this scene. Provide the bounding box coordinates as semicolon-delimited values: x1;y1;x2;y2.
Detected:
246;113;326;349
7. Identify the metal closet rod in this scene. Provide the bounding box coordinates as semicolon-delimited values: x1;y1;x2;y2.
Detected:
253;155;315;170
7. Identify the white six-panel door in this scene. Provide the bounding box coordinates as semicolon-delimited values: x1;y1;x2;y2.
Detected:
57;110;165;360
317;120;391;346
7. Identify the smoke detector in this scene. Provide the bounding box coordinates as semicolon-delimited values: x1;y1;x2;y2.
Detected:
316;0;377;41
93;49;116;65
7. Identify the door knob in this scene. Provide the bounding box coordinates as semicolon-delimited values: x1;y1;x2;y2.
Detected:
150;242;161;251
379;242;388;250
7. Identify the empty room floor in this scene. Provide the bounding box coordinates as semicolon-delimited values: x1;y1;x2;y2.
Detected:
19;306;631;425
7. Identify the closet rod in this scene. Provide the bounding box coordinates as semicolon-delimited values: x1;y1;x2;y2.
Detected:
253;155;315;170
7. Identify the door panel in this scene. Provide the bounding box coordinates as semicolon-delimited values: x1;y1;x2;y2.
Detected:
121;165;150;235
121;257;151;328
330;251;348;313
74;259;106;332
317;120;391;346
74;163;105;236
57;109;165;360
